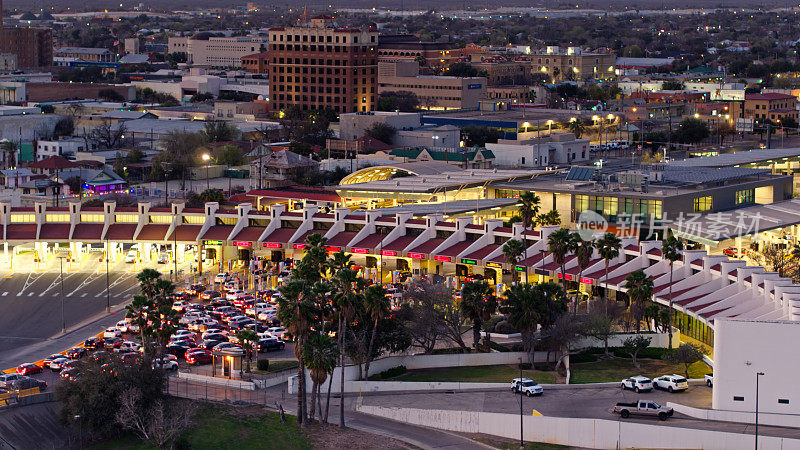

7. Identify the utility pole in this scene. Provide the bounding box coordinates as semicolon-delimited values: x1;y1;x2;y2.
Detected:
59;256;66;333
755;371;764;450
105;238;110;313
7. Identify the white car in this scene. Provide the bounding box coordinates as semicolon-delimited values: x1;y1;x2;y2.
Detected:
621;376;653;393
124;250;137;263
225;290;244;301
153;358;179;371
48;356;70;371
114;341;141;353
705;373;713;387
214;273;230;284
266;327;287;339
172;330;196;340
246;302;271;316
653;374;689;392
115;320;130;333
0;373;22;387
172;301;187;312
257;310;277;322
511;378;543;396
103;327;121;339
257;330;273;340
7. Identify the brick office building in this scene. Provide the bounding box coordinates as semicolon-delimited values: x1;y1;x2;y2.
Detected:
0;0;52;69
267;16;378;113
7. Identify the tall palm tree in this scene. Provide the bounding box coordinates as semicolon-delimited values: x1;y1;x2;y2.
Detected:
503;281;568;363
460;280;497;349
332;266;361;428
594;232;621;315
536;210;562;226
277;279;314;425
0;140;17;169
661;235;684;348
302;332;338;422
568;119;586;138
624;269;654;334
547;228;572;289
571;234;594;314
502;239;525;285
517;192;541;282
362;284;390;380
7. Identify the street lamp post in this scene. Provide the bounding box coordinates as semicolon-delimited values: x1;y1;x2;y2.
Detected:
59;256;66;333
755;371;765;450
519;358;524;449
105;238;110;313
75;414;82;450
202;153;211;191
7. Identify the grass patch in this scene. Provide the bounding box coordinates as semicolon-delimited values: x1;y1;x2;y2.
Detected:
254;359;299;374
475;436;571;449
95;404;311;450
391;364;557;384
569;357;709;384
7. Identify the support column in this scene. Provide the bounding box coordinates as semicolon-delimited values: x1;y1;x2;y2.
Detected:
143;243;152;262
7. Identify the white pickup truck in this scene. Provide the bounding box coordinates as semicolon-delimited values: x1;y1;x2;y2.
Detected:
705;373;713;387
612;400;674;421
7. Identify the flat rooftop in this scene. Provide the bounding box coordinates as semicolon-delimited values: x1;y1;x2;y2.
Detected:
422;108;609;127
364;198;519;217
669;148;800;168
336;168;545;195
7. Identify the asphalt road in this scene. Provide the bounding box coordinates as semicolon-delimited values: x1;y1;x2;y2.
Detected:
0;254;195;369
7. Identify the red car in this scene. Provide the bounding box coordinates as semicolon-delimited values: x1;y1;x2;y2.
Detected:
16;363;42;376
185;349;212;365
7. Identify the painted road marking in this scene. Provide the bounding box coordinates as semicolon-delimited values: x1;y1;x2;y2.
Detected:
27;292;33;297
531;409;542;416
81;293;87;297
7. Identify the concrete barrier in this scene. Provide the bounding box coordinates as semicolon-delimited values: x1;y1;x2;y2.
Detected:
669;401;800;428
357;405;800;450
176;371;256;390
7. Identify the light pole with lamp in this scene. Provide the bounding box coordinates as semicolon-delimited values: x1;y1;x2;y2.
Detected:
755;371;765;450
75;414;82;450
518;357;524;449
105;237;110;313
58;256;67;333
202;153;211;191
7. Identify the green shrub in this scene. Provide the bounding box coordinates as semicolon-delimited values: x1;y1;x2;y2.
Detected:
431;347;470;355
484;315;506;332
494;320;518;334
612;346;671;360
518;362;532;370
570;352;599;363
256;359;269;371
369;365;407;380
488;340;511;352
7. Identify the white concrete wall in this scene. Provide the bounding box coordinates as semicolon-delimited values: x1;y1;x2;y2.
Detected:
669;402;800;428
358;405;800;450
713;319;800;415
176;371;256;390
575;330;680;349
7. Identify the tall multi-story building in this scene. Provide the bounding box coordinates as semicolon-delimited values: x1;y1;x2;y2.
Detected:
266;16;379;113
0;0;52;69
241;51;269;74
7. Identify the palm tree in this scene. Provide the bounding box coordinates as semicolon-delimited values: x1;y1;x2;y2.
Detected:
236;329;258;373
460;280;497;349
594;232;621;315
661;235;684;348
0;140;17;169
302;333;338;422
362;284;390;380
568;119;586;139
536;210;562;226
547;228;572;289
277;278;318;426
502;239;525;284
624;269;654;334
517;192;541;282
331;265;361;428
503;282;568;363
571;234;594;314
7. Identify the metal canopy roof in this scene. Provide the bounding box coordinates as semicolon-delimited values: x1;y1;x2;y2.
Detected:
359;198;519;217
337;168;545;195
669;148;800;168
669;198;800;245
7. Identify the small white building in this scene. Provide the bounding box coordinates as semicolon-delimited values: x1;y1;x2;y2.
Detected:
37;138;94;160
486;133;590;167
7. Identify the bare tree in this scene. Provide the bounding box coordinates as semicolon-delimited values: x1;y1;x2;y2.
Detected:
398;282;453;354
89;119;127;149
548;314;586;384
115;388;197;449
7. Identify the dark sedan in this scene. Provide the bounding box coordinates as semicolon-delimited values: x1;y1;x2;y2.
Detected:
257;338;286;353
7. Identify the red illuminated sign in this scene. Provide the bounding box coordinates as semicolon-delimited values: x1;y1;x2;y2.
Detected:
407;252;425;259
380;250;397;257
326;246;341;252
263;242;281;248
556;273;572;280
434;255;451;262
293;244;306;250
579;277;594;285
233;241;251;247
351;248;369;254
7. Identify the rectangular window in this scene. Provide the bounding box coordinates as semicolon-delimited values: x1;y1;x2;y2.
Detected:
46;214;70;222
693;196;713;212
575;195;588;212
115;214;138;223
733;396;744;401
779;399;790;404
735;189;754;205
10;214;34;223
80;214;104;223
150;215;172;224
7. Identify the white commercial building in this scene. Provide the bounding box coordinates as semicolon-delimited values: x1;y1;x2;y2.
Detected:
168;35;269;68
37;138;95;160
713;318;800;416
486;133;590;167
339;111;422;140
